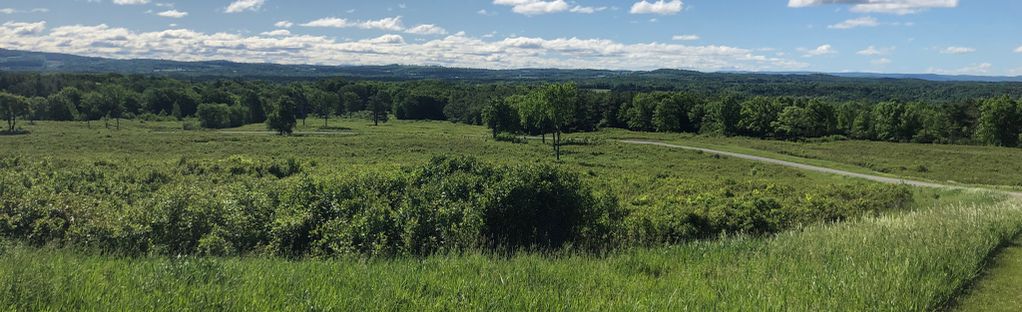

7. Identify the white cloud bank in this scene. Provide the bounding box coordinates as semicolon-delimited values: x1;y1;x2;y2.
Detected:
928;63;992;75
630;0;683;15
301;17;447;36
789;0;958;15
225;0;264;13
672;34;700;41
0;21;808;72
492;0;605;15
156;10;188;18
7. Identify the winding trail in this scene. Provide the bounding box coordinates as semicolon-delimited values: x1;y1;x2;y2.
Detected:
618;139;1022;199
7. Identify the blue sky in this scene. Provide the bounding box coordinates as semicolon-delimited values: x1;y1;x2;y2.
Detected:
1;0;1020;75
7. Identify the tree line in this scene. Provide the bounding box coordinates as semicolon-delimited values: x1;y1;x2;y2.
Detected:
1;72;1020;148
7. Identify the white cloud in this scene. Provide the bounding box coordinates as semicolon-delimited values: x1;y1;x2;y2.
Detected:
857;45;893;56
0;8;14;14
0;22;808;72
477;9;497;16
630;0;683;15
672;34;700;41
1;21;46;35
225;0;264;13
156;10;187;18
928;63;992;75
870;58;891;65
788;0;958;15
940;46;975;55
112;0;150;5
260;29;291;37
1014;46;1022;53
301;17;405;31
800;44;837;57
569;5;607;13
405;24;448;35
274;21;293;28
828;16;878;29
493;0;568;15
2;8;49;14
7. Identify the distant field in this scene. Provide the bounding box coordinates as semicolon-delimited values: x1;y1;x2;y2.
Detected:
1;119;1021;309
595;129;1022;188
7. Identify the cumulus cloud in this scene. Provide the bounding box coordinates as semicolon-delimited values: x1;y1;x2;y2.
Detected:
493;0;603;15
672;34;700;41
156;10;187;18
788;0;958;15
274;21;293;28
630;0;683;15
260;29;291;37
940;46;975;54
405;24;448;35
857;45;893;56
225;0;264;13
302;16;405;31
829;16;878;29
112;0;150;5
800;44;837;57
0;22;807;71
1;21;46;35
2;8;49;14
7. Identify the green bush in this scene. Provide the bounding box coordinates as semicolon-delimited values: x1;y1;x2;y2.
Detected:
196;103;232;129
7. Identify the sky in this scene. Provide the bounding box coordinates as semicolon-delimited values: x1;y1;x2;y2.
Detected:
0;0;1020;75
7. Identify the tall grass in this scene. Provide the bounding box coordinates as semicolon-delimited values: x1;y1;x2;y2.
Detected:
2;192;1018;310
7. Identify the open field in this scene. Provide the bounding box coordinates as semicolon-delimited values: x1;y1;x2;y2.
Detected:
2;119;1021;309
597;129;1022;189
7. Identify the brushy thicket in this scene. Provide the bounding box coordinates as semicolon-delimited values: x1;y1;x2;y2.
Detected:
0;155;913;257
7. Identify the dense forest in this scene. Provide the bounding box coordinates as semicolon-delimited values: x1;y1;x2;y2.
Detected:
1;71;1021;147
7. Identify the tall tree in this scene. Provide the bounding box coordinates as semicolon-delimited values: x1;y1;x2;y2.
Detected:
482;98;519;138
0;92;27;132
542;83;578;160
368;91;391;126
266;96;297;135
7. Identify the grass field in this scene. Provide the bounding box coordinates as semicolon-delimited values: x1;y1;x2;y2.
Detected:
598;130;1022;189
2;119;1021;310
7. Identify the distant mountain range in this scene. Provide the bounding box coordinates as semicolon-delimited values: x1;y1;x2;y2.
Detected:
2;48;1021;83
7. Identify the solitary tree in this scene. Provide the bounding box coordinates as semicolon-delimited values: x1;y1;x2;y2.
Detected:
307;88;339;127
0;92;27;133
266;96;298;135
542;83;578;160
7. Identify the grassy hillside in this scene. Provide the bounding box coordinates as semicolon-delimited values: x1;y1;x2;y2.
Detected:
1;119;1020;309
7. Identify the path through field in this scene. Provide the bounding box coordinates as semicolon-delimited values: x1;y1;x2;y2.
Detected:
619;140;1022;199
618;139;1022;311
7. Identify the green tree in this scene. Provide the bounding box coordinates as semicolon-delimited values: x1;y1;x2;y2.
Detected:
0;92;27;132
266;96;298;135
773;105;813;139
542;83;578;160
738;97;780;137
196;103;232;129
975;96;1020;147
482;98;519;138
80;92;109;128
368;91;391;126
703;95;741;135
307;88;339;127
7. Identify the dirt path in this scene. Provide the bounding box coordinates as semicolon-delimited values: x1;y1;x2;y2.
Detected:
618;139;1022;199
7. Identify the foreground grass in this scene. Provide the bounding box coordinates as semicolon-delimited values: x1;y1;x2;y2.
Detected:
2;191;1018;311
955;235;1022;311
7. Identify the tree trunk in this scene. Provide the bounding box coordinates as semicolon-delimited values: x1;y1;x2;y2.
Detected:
542;132;546;144
555;131;561;160
324;116;328;127
374;112;379;126
116;117;120;130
